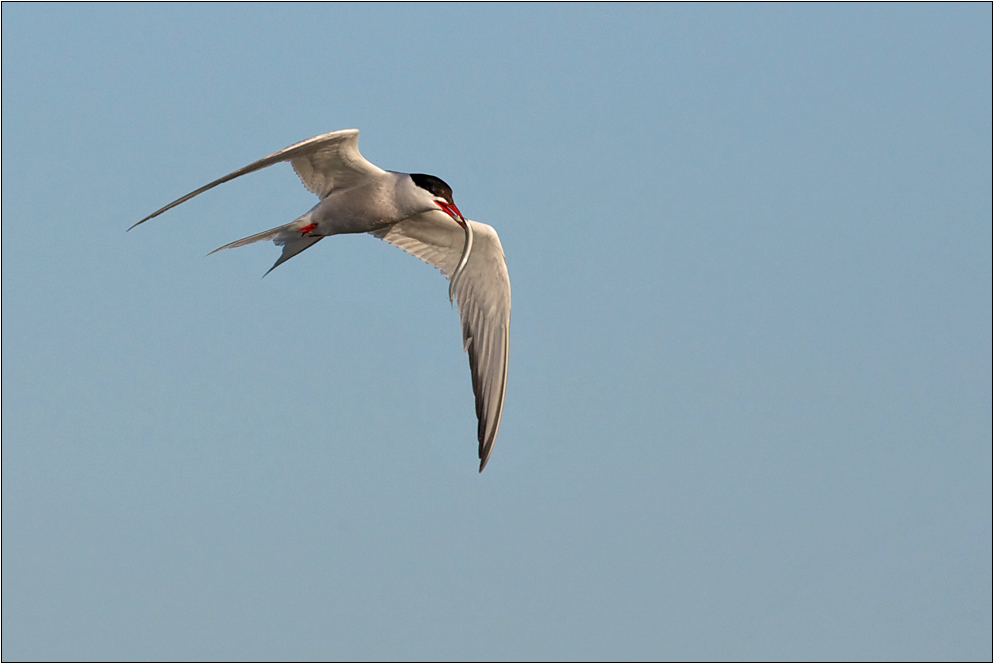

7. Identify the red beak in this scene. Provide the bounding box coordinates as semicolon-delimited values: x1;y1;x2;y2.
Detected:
436;200;466;226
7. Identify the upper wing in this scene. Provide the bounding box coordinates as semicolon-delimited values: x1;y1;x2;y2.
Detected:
130;129;386;230
373;213;511;472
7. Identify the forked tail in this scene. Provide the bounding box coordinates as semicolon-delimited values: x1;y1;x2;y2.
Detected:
208;218;323;276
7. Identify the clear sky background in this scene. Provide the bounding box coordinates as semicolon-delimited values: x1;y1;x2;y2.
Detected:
2;4;991;661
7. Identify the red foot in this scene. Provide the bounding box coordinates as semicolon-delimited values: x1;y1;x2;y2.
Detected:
298;222;318;236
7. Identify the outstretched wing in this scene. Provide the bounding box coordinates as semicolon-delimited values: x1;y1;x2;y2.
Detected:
130;129;385;230
373;213;511;472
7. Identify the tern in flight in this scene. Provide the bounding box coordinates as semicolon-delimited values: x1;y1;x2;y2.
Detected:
131;129;510;471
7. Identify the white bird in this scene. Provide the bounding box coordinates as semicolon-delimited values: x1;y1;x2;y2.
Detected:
131;129;509;471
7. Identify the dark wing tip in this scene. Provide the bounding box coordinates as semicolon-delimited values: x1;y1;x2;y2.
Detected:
469;323;508;475
127;215;156;231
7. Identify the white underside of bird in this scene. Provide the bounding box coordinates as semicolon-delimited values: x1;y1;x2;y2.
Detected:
131;129;510;471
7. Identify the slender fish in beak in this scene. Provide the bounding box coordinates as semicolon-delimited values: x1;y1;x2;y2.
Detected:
434;199;475;304
449;216;474;304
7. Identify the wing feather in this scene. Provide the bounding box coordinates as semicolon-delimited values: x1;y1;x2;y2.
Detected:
130;129;385;230
373;212;510;471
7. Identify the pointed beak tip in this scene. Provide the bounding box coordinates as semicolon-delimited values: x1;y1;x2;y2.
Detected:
437;200;467;226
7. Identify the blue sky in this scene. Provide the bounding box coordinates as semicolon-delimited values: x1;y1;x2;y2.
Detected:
2;4;991;660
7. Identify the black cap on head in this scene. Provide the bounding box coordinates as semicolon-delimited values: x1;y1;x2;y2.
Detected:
410;173;454;204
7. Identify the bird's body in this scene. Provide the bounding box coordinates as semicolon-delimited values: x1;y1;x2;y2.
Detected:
132;129;509;471
306;171;432;233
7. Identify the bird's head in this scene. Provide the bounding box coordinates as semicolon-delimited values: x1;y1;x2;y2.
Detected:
410;173;466;227
409;173;475;304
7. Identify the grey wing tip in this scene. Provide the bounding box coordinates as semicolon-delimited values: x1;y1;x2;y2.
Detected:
478;440;494;473
129;206;171;231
